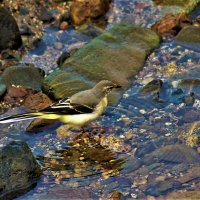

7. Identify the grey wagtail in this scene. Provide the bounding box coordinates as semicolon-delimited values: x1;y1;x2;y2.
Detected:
0;80;121;129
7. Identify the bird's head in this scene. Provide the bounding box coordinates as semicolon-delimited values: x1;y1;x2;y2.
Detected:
93;80;121;96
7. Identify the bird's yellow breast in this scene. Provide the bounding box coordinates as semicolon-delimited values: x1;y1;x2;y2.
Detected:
60;97;108;127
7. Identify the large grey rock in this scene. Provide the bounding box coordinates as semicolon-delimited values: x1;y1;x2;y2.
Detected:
0;7;22;51
0;138;41;200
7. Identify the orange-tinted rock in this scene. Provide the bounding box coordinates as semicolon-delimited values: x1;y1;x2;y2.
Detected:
4;86;35;105
59;21;69;30
70;0;110;25
151;13;192;35
23;92;53;111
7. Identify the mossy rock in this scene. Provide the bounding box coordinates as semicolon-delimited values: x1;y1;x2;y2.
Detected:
153;0;200;14
0;139;41;199
0;65;44;91
0;83;6;98
175;26;200;52
43;24;160;99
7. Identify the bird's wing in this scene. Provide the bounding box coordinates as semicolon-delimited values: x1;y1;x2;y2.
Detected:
41;98;94;115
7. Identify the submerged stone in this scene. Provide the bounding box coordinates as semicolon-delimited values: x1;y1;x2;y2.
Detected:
165;190;200;199
26;186;97;200
171;66;200;93
145;179;180;196
43;24;160;99
175;26;200;52
145;144;200;164
0;139;41;199
140;79;163;94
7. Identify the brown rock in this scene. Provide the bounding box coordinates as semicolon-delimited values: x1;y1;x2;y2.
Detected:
23;92;53;111
4;86;35;105
151;13;192;35
60;21;69;30
26;118;57;133
102;191;124;200
70;0;110;25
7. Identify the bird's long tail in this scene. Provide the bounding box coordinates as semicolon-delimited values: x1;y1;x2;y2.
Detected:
0;112;41;124
0;111;63;124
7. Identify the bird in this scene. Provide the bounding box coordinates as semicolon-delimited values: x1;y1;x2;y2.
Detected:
0;80;121;130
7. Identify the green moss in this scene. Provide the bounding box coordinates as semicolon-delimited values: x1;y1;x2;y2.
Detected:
153;0;194;6
153;0;200;14
43;24;161;99
0;65;43;90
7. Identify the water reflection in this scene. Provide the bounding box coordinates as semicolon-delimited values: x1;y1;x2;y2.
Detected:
37;132;125;182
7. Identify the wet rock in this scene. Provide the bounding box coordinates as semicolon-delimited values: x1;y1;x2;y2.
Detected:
145;179;181;196
182;109;200;123
0;64;44;90
0;83;6;98
171;66;200;93
0;7;22;51
136;137;181;158
38;6;54;23
76;24;103;38
176;122;199;147
23;92;53;111
19;24;34;36
43;24;160;99
26;118;57;133
144;144;200;165
0;138;41;200
57;47;81;67
3;85;36;106
27;186;96;200
100;135;129;153
175;26;200;52
140;79;163;94
70;0;110;26
151;13;192;35
184;92;195;105
177;166;200;184
165;190;200;199
57;11;70;30
60;21;69;30
122;157;143;174
102;191;125;200
152;0;200;14
57;52;71;67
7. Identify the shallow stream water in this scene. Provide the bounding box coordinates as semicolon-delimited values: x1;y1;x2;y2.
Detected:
2;0;199;199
